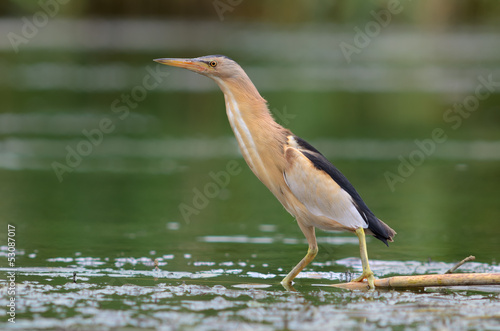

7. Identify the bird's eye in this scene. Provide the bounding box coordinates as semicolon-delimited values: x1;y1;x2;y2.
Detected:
209;60;218;67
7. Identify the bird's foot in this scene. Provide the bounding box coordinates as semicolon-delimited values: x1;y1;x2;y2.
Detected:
352;270;375;290
281;280;297;292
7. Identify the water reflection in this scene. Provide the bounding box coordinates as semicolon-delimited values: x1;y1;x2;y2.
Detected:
0;257;499;330
1;136;499;173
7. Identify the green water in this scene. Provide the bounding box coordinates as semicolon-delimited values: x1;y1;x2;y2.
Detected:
2;87;500;329
1;158;500;329
2;156;499;265
1;15;500;330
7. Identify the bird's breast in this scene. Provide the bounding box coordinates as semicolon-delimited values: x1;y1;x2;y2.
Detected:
223;96;286;192
217;80;307;219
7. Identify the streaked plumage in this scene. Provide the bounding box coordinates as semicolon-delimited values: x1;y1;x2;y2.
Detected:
154;55;396;289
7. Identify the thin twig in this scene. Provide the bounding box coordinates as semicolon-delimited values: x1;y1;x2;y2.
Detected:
445;255;475;274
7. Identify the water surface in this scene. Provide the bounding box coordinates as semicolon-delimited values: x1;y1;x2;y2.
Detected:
0;18;499;330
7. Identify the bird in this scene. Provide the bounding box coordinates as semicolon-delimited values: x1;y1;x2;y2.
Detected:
154;55;396;289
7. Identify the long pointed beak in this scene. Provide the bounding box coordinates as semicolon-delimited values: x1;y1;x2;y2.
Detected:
153;58;206;73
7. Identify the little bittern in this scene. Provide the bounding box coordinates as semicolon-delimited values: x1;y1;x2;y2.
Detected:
154;55;396;289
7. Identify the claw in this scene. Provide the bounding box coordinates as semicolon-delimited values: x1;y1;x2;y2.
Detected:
281;280;298;292
353;270;375;289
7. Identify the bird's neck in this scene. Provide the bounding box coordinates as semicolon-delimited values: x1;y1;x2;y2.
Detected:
212;76;288;190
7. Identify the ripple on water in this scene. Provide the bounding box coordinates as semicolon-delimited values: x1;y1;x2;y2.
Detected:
1;256;499;330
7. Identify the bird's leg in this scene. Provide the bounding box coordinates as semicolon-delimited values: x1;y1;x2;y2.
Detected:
352;227;375;289
281;223;317;290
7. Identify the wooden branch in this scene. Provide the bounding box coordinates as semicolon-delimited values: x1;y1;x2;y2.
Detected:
329;273;500;291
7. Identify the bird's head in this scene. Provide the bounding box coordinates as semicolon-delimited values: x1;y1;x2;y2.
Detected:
154;55;242;80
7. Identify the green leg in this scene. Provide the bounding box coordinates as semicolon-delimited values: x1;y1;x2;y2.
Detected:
352;227;375;289
281;223;318;290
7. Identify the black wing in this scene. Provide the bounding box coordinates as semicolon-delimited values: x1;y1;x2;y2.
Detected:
294;136;393;246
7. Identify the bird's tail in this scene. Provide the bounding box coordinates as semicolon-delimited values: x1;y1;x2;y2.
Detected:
366;217;396;247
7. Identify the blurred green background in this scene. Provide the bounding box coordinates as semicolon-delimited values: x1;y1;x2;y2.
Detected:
0;0;499;271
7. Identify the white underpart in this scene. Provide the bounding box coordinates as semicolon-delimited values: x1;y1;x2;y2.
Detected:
213;77;272;186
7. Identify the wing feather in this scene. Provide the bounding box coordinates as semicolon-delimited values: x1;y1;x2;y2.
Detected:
283;146;367;230
284;136;395;245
